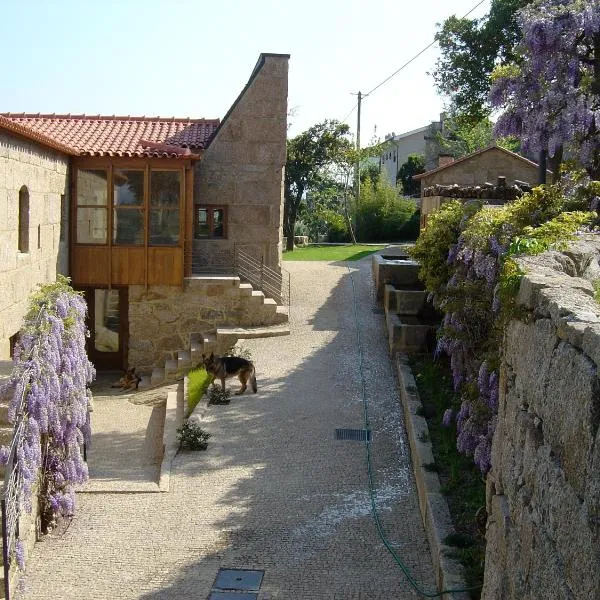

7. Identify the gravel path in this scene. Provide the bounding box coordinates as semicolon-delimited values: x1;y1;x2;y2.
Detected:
16;257;435;599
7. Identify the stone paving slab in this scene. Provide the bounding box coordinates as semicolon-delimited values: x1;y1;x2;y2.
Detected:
78;376;175;493
16;256;436;599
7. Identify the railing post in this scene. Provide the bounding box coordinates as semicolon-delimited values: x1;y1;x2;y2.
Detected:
260;255;264;291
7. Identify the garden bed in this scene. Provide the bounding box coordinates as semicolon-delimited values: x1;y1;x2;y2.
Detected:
411;356;486;599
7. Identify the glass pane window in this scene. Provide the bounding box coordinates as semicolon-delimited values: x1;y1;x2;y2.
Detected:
114;170;144;206
113;208;144;245
195;205;226;239
94;289;120;353
151;171;180;208
195;208;209;238
212;208;224;237
77;207;107;244
149;208;180;245
77;169;108;206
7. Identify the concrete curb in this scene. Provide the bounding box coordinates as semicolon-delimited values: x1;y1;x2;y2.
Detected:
395;353;470;600
158;382;183;492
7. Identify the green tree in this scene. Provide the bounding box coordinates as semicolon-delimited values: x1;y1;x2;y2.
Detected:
284;120;352;251
397;154;425;197
435;116;521;159
356;173;418;242
433;0;531;122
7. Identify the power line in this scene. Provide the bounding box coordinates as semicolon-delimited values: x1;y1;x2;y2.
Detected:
340;0;490;124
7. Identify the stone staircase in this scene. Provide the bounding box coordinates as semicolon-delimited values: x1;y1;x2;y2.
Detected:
138;276;290;389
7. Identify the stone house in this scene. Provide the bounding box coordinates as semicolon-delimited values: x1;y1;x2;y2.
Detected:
0;53;290;377
414;145;547;229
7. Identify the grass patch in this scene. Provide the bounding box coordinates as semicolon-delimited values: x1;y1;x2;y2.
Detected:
282;244;385;261
411;356;486;599
187;367;212;415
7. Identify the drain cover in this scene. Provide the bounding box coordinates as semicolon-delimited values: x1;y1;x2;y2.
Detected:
208;593;258;600
213;568;264;592
372;308;384;314
335;428;372;441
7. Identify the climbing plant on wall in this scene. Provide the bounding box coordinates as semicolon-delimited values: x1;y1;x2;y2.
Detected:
411;177;597;473
0;275;94;544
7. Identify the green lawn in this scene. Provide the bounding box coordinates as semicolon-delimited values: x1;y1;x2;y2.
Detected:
282;244;386;261
187;367;212;415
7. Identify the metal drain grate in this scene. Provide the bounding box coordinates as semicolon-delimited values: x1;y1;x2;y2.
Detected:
208;593;258;600
372;307;384;314
212;568;264;592
335;428;372;442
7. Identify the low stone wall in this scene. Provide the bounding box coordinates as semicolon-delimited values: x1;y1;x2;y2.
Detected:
483;236;600;599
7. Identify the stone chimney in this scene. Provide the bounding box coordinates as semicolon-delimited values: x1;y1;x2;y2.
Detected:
438;153;454;168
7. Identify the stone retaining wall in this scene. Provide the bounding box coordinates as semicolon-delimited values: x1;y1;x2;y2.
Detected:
483;236;600;599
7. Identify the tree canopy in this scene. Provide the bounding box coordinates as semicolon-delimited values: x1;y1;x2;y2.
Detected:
284;120;352;250
433;0;531;122
491;0;600;178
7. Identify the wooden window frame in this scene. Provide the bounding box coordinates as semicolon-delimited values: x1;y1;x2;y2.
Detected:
194;204;228;239
74;160;185;248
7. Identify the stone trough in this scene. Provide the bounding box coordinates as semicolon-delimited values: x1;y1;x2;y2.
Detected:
372;251;439;354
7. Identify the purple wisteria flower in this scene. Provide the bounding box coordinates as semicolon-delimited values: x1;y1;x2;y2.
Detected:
442;408;454;427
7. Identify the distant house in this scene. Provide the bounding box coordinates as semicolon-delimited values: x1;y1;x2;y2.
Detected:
379;117;443;188
0;53;290;373
414;145;548;229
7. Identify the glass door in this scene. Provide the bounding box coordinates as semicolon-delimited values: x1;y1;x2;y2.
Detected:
84;288;127;370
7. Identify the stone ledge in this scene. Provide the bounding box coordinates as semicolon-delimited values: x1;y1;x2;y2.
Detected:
159;385;183;492
395;353;470;600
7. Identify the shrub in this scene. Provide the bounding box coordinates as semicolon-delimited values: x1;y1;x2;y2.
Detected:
177;420;211;450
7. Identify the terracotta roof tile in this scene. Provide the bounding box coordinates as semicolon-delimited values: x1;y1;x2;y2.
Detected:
0;113;220;158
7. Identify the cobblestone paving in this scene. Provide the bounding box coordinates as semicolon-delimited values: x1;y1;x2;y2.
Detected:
16;257;436;599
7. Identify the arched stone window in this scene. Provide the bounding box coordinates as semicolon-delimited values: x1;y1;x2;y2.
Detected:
18;186;30;253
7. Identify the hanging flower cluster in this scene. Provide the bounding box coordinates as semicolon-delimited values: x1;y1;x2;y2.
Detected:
491;0;600;175
411;180;597;474
0;275;94;526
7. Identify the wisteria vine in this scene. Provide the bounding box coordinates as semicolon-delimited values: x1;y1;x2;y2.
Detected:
0;275;95;536
491;0;600;176
411;179;597;474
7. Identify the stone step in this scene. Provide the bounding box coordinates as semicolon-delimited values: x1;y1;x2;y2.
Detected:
150;368;165;386
273;306;289;324
164;359;178;378
0;426;13;448
185;275;241;288
177;351;192;369
138;375;152;389
216;324;290;344
237;283;254;296
250;290;265;303
0;401;9;423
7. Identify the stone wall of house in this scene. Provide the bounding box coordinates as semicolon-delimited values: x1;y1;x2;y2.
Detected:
483;237;600;599
128;277;278;369
194;53;288;273
0;131;69;358
420;149;538;190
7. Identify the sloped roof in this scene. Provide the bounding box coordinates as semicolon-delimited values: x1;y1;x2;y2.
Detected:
0;113;220;158
413;145;541;180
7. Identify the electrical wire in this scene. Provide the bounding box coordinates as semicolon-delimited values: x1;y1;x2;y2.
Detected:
340;0;490;125
346;264;482;598
365;0;489;98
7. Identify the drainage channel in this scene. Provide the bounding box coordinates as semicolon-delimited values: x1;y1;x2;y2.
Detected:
208;568;264;600
335;428;372;442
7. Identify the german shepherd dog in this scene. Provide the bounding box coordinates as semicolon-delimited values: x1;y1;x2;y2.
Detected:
201;353;257;395
112;367;142;390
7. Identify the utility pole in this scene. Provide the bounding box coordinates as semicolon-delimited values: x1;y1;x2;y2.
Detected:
356;91;362;204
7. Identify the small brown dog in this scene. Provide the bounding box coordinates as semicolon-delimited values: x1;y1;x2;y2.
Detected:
112;367;142;390
200;352;257;395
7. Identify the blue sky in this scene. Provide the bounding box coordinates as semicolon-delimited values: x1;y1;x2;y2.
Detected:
0;0;489;141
